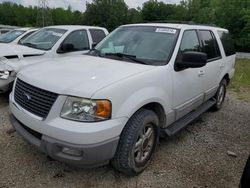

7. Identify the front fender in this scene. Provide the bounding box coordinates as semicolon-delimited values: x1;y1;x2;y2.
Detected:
92;66;173;125
115;86;170;119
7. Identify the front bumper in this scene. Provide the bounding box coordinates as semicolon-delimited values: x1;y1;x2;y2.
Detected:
10;113;120;167
0;77;15;93
9;92;128;167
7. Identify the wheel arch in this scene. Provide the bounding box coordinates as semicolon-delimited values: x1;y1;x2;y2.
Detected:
222;73;230;85
141;102;166;128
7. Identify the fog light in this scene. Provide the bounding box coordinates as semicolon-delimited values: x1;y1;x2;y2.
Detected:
62;147;82;157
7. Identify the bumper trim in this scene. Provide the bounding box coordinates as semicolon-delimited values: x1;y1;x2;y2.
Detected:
9;113;119;167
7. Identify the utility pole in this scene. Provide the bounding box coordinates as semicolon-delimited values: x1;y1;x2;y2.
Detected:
36;0;53;27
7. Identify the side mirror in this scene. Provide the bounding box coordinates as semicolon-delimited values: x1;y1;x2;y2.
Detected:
57;43;74;54
176;51;207;70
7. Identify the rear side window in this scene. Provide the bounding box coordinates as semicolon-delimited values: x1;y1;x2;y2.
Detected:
217;31;235;57
199;30;221;60
89;29;106;44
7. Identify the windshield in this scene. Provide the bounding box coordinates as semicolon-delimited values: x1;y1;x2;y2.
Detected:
0;30;25;43
94;26;179;65
20;28;67;50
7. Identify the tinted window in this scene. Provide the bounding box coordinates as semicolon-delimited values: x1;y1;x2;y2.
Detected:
63;30;90;51
89;29;106;44
199;30;221;60
218;31;235;56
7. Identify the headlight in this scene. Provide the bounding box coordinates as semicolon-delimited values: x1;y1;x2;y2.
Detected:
0;71;10;80
61;97;111;122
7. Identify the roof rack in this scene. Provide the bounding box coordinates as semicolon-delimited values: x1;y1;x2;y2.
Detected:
143;20;218;27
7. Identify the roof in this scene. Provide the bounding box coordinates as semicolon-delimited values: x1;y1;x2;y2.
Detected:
14;27;38;31
44;25;107;31
122;23;227;31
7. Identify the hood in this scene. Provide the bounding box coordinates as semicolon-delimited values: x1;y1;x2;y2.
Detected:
0;43;45;59
18;55;155;98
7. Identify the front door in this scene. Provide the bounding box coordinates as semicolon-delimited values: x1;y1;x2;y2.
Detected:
56;29;90;57
172;29;206;120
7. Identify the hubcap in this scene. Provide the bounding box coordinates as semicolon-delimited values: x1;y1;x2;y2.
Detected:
134;124;155;164
217;85;225;106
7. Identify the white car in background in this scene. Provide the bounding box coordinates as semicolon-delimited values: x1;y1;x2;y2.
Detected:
0;28;38;44
0;25;109;93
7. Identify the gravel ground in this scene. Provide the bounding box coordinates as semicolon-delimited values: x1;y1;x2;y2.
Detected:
0;92;249;188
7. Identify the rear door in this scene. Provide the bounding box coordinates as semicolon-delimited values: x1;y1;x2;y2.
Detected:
198;30;222;101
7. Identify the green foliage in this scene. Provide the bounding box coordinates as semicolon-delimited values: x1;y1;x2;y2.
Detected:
84;0;130;31
230;59;250;102
141;0;188;22
232;59;250;87
0;2;83;27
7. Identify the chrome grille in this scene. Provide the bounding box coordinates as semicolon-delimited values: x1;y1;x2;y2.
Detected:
14;79;58;119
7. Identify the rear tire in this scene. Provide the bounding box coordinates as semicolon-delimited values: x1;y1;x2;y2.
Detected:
112;109;159;176
211;79;227;111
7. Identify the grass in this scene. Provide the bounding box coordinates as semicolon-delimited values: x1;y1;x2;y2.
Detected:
229;59;250;101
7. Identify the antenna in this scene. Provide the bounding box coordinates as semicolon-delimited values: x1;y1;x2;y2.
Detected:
36;0;53;27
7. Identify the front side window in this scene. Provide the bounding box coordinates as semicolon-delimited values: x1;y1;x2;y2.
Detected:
93;26;180;65
89;29;106;44
180;30;200;52
199;30;221;60
0;30;25;43
176;30;201;63
62;30;90;51
217;31;235;57
20;28;67;51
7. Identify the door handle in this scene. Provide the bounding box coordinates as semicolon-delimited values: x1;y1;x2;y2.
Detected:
198;70;205;77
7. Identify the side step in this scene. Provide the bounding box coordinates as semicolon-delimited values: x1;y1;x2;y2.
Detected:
164;99;216;136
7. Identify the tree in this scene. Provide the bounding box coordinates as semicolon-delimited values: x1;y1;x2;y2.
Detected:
84;0;129;31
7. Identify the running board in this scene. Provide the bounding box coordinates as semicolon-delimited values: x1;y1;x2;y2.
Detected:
164;99;216;136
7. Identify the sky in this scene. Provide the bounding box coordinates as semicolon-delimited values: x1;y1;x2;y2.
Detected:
0;0;180;12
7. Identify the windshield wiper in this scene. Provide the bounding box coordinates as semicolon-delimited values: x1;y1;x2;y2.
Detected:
105;53;148;65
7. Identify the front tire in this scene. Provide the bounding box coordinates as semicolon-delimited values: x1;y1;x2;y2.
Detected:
211;79;227;111
112;109;159;176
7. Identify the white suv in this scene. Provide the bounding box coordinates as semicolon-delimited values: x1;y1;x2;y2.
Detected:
0;25;108;93
9;23;236;176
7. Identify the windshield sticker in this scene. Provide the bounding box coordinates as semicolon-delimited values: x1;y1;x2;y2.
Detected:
156;28;177;34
